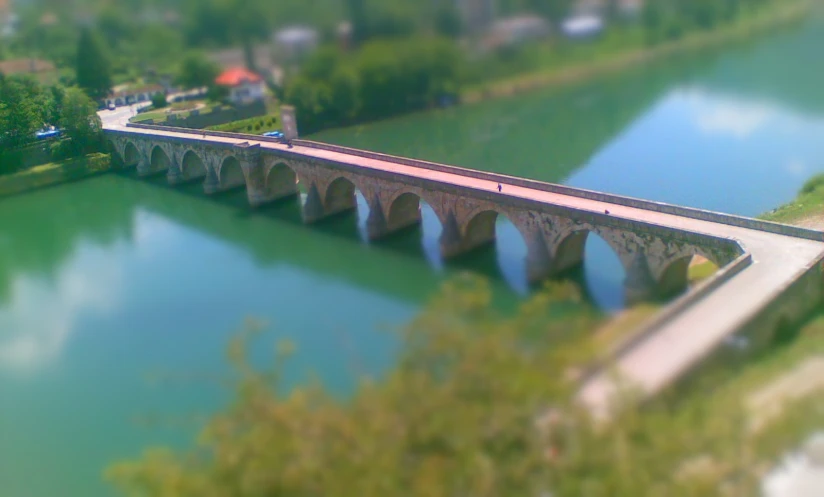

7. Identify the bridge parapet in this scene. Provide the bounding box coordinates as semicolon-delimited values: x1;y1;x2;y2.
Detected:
106;126;746;303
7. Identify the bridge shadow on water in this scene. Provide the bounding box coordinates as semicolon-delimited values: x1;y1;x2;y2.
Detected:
125;170;628;312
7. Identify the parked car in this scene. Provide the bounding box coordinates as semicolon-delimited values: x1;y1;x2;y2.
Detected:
263;130;284;139
108;102;116;111
35;128;62;140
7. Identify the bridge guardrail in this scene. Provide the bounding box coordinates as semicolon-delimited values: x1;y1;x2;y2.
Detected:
119;123;823;242
576;250;753;393
291;139;824;242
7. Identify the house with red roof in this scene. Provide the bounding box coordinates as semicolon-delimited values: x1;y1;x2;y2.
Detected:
215;67;266;105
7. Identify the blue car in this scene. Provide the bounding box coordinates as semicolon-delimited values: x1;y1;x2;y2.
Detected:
263;130;284;139
35;129;62;140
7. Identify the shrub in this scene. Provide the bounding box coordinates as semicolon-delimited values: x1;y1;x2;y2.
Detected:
800;174;824;195
151;92;168;109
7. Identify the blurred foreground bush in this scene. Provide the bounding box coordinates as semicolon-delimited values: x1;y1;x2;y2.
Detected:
107;274;818;497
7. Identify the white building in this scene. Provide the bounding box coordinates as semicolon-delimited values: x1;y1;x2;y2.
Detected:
104;84;165;108
215;67;266;105
561;15;604;39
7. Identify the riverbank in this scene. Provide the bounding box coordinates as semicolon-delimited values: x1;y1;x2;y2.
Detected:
461;0;811;104
761;173;824;229
0;153;111;198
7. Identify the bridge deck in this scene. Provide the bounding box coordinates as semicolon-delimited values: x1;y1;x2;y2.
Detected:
105;123;824;415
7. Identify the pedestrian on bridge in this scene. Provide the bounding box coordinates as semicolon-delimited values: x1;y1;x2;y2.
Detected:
497;183;502;192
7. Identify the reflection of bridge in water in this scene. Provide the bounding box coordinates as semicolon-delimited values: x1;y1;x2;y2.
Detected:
104;122;824;417
119;173;526;310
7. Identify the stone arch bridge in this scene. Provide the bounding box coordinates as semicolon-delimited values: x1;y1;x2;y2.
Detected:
105;124;824;417
108;130;743;304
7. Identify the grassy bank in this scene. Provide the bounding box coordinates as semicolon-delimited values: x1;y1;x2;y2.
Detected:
762;173;824;226
462;0;810;104
207;113;281;134
0;153;111;198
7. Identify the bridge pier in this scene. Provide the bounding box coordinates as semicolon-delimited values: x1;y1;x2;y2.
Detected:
439;212;491;258
525;235;554;283
167;164;183;185
624;251;659;305
301;179;357;224
203;169;220;194
365;196;422;240
136;151;153;177
301;184;328;223
551;231;588;274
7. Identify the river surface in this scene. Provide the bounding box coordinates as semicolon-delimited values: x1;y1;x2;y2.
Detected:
3;17;824;497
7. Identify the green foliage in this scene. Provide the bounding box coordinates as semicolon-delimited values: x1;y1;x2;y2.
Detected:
434;4;463;39
151;92;169;109
176;53;222;91
183;0;270;68
207;84;229;103
207;113;281;134
59;87;104;155
0;76;47;149
0;77;101;171
105;274;822;497
286;38;461;133
800;173;824;195
0;152;111;197
763;172;824;223
76;28;113;101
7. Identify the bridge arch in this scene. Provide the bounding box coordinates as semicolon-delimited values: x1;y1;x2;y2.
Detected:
107;140;124;168
552;229;591;274
181;150;207;182
324;175;358;214
150;145;171;174
386;192;423;228
218;155;246;190
582;230;629;310
123;141;140;168
656;252;720;298
266;161;299;198
454;209;530;291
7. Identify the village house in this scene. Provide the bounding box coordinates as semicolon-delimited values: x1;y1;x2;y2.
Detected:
215;67;266;105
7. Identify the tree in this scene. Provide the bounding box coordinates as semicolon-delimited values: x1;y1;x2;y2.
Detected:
46;85;66;127
0;77;43;148
184;0;271;70
59;87;102;152
346;0;370;45
434;3;463;39
76;28;113;101
106;274;819;497
176;53;221;91
151;92;168;109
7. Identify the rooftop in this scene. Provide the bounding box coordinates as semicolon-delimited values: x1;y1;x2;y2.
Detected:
215;67;263;87
0;59;56;75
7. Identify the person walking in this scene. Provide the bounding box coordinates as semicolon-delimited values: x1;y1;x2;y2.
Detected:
497;183;502;192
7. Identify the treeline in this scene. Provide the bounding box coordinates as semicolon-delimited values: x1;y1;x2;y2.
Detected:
643;0;772;42
0;75;103;174
285;37;462;134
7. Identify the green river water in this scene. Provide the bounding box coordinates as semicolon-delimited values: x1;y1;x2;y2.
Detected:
2;17;824;497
